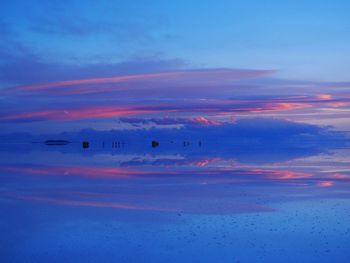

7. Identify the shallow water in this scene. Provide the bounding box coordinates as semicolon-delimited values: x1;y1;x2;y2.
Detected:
0;141;349;263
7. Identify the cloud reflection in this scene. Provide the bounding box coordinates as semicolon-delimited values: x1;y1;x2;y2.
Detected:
0;118;349;216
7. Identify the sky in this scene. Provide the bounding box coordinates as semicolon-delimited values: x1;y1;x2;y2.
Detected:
1;0;350;133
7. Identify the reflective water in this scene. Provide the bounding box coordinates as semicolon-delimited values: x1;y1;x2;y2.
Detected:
1;137;350;263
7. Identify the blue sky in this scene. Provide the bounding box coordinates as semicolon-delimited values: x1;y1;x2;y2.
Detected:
1;0;350;133
2;0;350;80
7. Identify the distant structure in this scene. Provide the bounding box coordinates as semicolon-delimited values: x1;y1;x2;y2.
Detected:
151;140;159;148
44;140;70;146
82;141;89;148
112;141;124;148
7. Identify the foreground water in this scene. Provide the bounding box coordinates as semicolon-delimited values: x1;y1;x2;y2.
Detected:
0;140;349;263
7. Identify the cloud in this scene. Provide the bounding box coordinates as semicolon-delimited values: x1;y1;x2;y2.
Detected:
0;0;175;69
2;91;350;123
119;117;223;126
0;56;187;88
0;106;155;122
9;68;275;93
0;100;309;122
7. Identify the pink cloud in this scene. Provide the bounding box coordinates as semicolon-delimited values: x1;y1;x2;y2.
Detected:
1;93;349;122
192;116;222;125
318;181;334;187
0;106;157;121
13;69;276;93
0;99;322;122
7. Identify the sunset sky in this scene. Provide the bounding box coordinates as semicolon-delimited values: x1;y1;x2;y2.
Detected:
1;0;350;134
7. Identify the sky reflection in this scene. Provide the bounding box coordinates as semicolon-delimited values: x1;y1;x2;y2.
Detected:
1;135;350;262
0;125;349;215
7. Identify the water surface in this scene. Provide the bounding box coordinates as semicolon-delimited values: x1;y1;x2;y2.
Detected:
0;138;349;263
